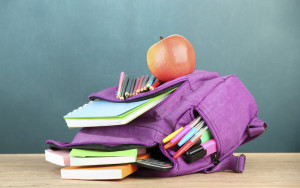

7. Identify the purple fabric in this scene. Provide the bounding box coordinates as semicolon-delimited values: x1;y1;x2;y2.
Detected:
203;154;246;173
46;70;266;176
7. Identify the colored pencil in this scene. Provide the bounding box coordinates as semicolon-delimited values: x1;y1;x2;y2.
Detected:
146;75;155;90
116;72;125;98
150;80;161;91
141;75;149;92
129;78;137;97
136;75;145;94
132;77;140;96
125;77;134;99
119;75;129;100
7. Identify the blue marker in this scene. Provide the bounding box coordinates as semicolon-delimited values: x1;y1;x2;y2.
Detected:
178;121;206;147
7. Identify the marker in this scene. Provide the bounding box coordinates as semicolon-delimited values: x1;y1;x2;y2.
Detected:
124;76;133;99
132;77;140;96
199;129;213;144
165;137;205;150
136;75;145;94
141;75;149;92
129;78;137;97
150;79;161;91
145;75;155;90
163;127;183;143
178;120;205;147
173;126;208;159
116;72;125;98
119;75;129;100
170;116;201;144
164;139;180;149
185;139;217;163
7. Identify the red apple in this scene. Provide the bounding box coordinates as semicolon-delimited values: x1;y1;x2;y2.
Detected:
147;35;196;82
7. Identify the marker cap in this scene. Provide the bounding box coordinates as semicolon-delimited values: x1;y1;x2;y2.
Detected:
185;145;206;163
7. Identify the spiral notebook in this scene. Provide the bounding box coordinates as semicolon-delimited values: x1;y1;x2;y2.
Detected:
64;89;174;128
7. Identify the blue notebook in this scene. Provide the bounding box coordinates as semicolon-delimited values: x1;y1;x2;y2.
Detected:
64;90;173;128
64;99;149;118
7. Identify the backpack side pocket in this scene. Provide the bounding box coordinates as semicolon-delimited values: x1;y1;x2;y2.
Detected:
196;76;265;161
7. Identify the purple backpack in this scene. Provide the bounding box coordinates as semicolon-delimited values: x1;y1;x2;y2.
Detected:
46;70;267;177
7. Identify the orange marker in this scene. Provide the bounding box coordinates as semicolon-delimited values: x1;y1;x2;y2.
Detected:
164;139;180;150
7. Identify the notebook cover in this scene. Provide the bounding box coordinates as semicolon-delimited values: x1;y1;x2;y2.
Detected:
69;148;140;158
69;152;150;166
64;98;150;119
64;89;174;120
61;154;150;180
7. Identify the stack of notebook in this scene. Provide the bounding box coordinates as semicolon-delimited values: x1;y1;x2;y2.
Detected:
45;148;150;180
45;88;174;180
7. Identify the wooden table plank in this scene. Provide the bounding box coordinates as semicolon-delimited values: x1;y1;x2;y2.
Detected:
0;153;299;188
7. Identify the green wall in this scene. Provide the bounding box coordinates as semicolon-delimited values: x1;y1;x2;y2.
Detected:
0;0;299;153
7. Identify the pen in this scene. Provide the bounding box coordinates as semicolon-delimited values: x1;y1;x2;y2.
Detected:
164;134;204;150
185;139;217;163
173;126;208;159
170;116;201;144
163;127;183;143
178;120;205;147
164;139;180;149
199;129;213;144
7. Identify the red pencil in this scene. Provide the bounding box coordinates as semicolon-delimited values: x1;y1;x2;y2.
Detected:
150;80;161;91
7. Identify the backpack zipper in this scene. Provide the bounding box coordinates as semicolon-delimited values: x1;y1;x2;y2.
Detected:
211;153;220;165
194;106;222;166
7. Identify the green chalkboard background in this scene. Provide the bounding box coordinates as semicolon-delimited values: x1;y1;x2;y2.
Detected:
0;0;299;153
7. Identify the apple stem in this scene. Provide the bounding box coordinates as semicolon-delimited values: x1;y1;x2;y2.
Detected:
160;36;164;40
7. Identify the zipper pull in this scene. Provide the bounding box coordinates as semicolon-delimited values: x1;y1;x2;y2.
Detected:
211;152;220;165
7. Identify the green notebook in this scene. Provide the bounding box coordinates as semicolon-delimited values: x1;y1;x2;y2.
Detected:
70;148;138;158
69;148;147;166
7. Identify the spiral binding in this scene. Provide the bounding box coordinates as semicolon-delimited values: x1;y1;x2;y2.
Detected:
65;100;97;116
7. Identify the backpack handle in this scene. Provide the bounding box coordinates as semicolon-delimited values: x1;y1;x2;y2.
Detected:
247;117;267;137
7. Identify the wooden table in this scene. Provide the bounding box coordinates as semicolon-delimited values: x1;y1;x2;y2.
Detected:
0;153;299;187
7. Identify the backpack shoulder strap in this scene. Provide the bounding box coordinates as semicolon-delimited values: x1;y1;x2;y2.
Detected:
204;154;246;173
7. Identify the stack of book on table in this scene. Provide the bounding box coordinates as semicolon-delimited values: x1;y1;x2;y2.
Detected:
45;148;149;180
45;89;174;180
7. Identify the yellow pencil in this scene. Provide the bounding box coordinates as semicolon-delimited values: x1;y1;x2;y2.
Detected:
162;127;184;143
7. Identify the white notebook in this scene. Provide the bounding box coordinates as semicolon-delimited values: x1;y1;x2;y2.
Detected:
45;149;70;166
